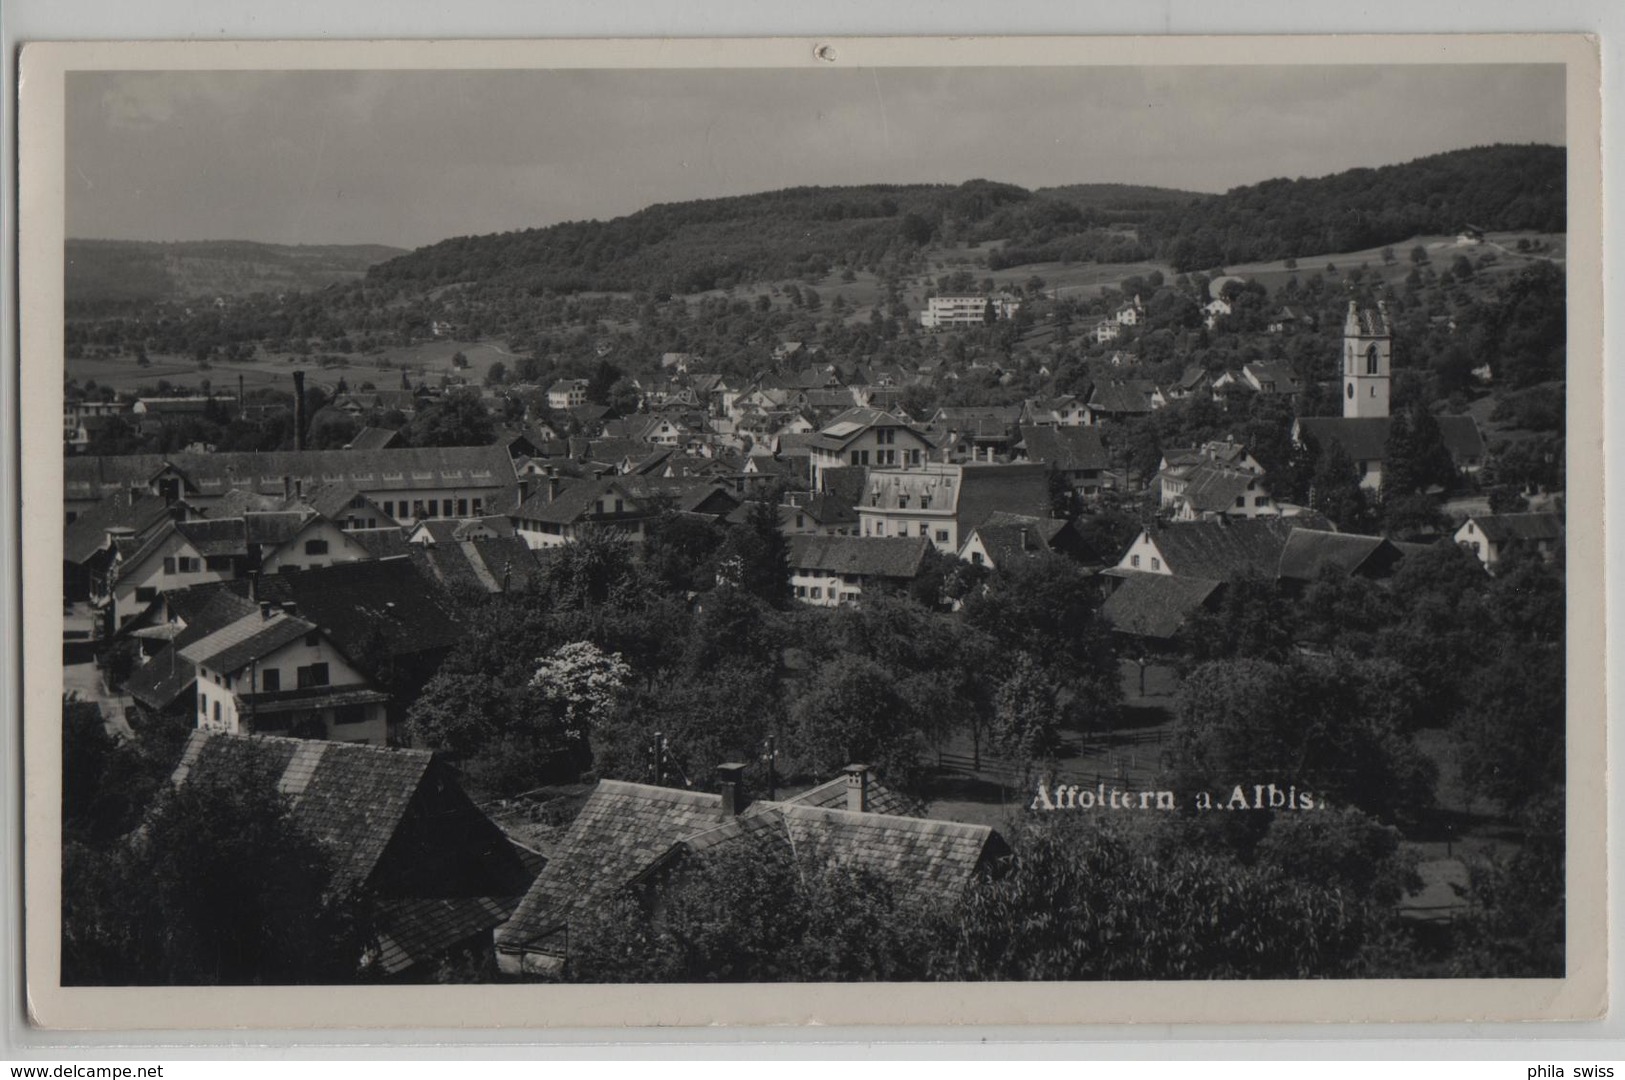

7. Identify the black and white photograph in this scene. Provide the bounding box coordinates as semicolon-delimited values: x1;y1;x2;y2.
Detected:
16;35;1605;1028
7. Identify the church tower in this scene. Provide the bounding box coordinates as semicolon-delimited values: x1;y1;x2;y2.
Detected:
1342;300;1391;419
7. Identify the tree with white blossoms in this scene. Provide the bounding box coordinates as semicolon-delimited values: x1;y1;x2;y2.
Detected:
531;641;632;743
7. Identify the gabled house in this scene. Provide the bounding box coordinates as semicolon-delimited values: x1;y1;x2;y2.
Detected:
1020;395;1088;428
1100;573;1224;645
1293;415;1486;491
181;601;390;744
856;462;1051;554
958;513;1071;570
806;407;935;492
495;765;1002;975
1162;464;1276;521
547;379;589;410
786;535;932;605
509;477;651;548
171;732;536;978
1242;362;1303;398
1084;381;1155;425
1275;529;1407;587
1454;513;1564;569
1016;425;1109;499
1112;517;1326;583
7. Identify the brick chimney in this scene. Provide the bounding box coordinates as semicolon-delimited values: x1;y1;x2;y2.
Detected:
717;762;749;817
843;764;870;813
259;600;273;621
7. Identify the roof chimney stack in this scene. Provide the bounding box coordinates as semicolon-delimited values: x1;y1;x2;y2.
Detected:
259;600;273;621
843;764;870;813
280;601;297;617
717;762;749;817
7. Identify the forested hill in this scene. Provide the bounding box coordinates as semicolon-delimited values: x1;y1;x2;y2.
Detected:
364;181;1205;296
364;144;1565;293
66;240;408;310
1141;144;1566;271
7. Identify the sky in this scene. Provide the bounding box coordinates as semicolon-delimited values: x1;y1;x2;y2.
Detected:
65;64;1566;251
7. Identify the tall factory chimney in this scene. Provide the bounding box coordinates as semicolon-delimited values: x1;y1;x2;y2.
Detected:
291;369;306;452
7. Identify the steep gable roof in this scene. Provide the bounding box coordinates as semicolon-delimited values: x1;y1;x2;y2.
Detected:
495;780;728;954
1178;464;1265;514
956;463;1052;535
1018;425;1109;472
787;535;931;580
179;609;315;674
1277;529;1401;582
1467;512;1564;544
64;490;176;565
170;731;436;887
1100;573;1223;639
1143;517;1308;581
966;512;1069;567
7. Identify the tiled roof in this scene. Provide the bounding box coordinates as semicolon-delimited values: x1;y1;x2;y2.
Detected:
175;517;250;556
1297;415;1486;465
236;684;389;714
968;513;1069;567
1276;529;1399;581
207;488;291;519
349;528;412;559
124;646;199;710
63;490;175;565
374;895;519;976
408;536;541;596
1145;517;1309;581
1178;464;1264;514
787;535;931;579
65;445;516;504
1349;302;1391;337
777;773;923;818
243;511;316;547
249;558;467;668
345;426;401;451
1018;425;1109;472
496;780;729;954
1087;381;1154;415
1467;512;1564;544
1101;573;1222;639
956;463;1051;536
170;731;437;887
179;610;314;674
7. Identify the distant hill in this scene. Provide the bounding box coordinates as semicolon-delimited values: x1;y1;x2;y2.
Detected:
364;180;1199;296
1033;183;1209;211
1138;144;1566;272
365;146;1564;292
65;239;409;309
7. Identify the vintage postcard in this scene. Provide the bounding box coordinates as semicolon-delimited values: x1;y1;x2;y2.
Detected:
16;35;1604;1030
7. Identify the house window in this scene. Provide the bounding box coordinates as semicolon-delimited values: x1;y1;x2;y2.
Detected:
162;556;177;575
334;704;367;726
935;530;949;543
1347;384;1354;399
614;498;624;513
898;495;909;509
305;539;329;556
412;501;425;519
1256;496;1270;507
850;451;861;466
296;663;330;689
971;552;984;566
457;498;469;517
198;693;207;716
213;701;221;724
1131;554;1141;568
472;498;483;515
134;586;157;604
383;501;394;517
177;556;200;573
261;669;280;693
1366;344;1380;375
443;499;454;517
1151;558;1161;571
796;515;806;528
1235;496;1245;508
811;587;823;600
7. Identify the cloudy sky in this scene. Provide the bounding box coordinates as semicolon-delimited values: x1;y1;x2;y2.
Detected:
66;64;1565;250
